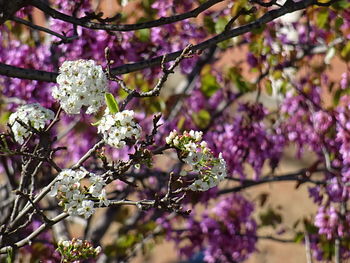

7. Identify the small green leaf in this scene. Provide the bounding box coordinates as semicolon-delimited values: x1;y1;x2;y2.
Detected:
177;116;186;130
316;9;329;29
335;17;344;29
259;207;283;228
294;232;304;243
105;93;119;114
192;110;211;129
201;73;220;97
204;16;216;34
215;17;228;34
265;79;273;96
6;248;14;263
91;121;101;126
331;0;350;10
341;41;350;61
0;111;10;125
227;67;254;93
136;28;150;42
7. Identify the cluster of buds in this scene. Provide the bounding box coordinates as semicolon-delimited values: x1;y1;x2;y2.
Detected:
57;238;101;262
166;130;227;191
49;169;109;219
97;109;142;148
8;103;54;144
52;59;108;115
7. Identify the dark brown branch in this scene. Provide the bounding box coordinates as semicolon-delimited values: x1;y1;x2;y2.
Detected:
218;168;327;195
0;0;316;82
11;16;78;42
110;0;315;75
0;62;58;82
0;0;27;25
30;0;224;32
119;44;194;110
15;190;53;224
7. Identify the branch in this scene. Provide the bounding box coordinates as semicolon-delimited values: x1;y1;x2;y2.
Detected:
30;0;224;31
0;62;58;82
218;168;327;195
71;140;105;169
0;0;316;82
110;0;315;74
119;44;194;110
0;212;69;254
11;16;79;43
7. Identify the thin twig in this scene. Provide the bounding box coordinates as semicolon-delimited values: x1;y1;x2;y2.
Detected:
71;140;105;169
11;16;78;43
219;168;327;195
30;0;224;32
0;0;317;82
0;212;69;254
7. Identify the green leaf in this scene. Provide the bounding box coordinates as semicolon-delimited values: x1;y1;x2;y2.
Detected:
265;79;273;96
331;0;350;10
303;219;319;234
227;67;254;93
215;17;228;34
177;116;186;130
341;41;350;61
6;248;13;263
136;28;150;42
203;16;216;34
259;207;283;228
201;73;220;97
105;93;119;114
293;232;304;243
0;111;10;125
192;110;211;129
91;120;101;126
335;17;344;29
316;9;329;29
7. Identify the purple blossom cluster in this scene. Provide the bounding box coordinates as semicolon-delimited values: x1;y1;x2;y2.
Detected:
162;194;257;263
206;103;284;179
0;28;53;108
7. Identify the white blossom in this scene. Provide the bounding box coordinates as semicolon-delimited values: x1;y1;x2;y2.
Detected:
8;103;54;144
97;109;142;148
98;189;110;207
50;169;110;219
166;130;228;191
53;59;108;115
77;200;95;219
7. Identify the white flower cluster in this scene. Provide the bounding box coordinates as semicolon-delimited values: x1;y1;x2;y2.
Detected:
9;103;54;144
57;238;101;261
52;59;108;115
49;169;109;219
166;130;227;191
97;109;142;148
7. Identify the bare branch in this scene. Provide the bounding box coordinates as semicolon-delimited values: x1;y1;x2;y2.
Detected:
30;0;224;32
218;167;327;195
0;0;316;82
119;44;194;110
0;62;58;82
11;16;79;43
0;212;69;254
71;140;105;169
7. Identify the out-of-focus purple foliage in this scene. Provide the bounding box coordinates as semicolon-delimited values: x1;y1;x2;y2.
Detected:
160;194;257;263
